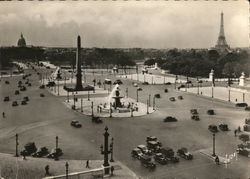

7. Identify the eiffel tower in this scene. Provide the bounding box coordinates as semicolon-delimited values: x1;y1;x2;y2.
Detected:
215;12;230;52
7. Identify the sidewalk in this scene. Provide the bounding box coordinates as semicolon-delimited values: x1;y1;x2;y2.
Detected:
199;148;231;164
0;153;138;179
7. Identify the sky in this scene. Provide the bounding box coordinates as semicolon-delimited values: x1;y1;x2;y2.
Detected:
0;1;248;49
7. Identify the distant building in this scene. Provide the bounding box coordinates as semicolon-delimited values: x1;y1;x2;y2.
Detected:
214;12;230;53
17;33;26;47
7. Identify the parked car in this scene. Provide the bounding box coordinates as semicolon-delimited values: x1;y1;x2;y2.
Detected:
190;109;198;115
178;96;183;100
133;83;138;87
46;81;56;87
113;79;123;85
142;82;149;85
208;125;218;133
12;101;18;107
23;96;29;102
245;107;250;111
245;118;250;125
243;125;250;132
163;116;177;122
154;94;160;98
21;100;27;105
177;148;193;160
5;81;9;84
219;124;229;131
165;82;171;85
137;145;151;155
15;90;20;95
147;141;161;153
137;87;142;91
191;115;200;121
131;148;143;159
154;153;168;165
92;116;102;123
164;89;168;93
20;86;26;91
177;84;185;90
161;147;179;163
40;93;45;97
32;147;49;158
4;96;10;102
39;85;45;89
207;109;215;115
239;134;250;142
140;155;156;169
169;97;175;101
71;120;82;128
236;103;248;107
47;148;63;159
104;79;112;85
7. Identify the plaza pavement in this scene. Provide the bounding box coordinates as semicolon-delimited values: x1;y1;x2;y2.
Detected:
0;67;250;179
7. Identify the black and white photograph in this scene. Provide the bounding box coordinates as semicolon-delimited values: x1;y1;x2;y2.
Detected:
0;1;249;179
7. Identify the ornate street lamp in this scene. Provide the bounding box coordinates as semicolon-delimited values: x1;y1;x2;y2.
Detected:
100;127;112;175
65;162;69;179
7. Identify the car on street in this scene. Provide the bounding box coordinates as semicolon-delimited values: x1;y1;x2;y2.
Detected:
5;81;9;84
178;96;183;100
236;103;248;107
131;148;143;159
4;96;10;102
161;147;179;163
113;79;123;85
21;100;27;105
12;101;18;107
154;153;168;165
92;116;102;123
140;155;156;169
208;125;218;133
191;115;200;121
23;96;29;102
207;109;215;115
47;148;63;159
147;141;161;153
20;86;26;91
133;83;138;87
137;87;142;91
32;147;49;158
169;97;175;101
219;124;229;131
177;148;193;160
15;90;20;95
40;93;45;97
137;145;151;155
71;120;82;128
164;116;177;122
190;109;198;115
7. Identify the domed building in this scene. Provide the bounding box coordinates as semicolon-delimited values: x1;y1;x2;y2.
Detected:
17;33;26;47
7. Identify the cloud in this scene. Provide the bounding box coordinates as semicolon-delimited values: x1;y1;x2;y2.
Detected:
0;1;248;48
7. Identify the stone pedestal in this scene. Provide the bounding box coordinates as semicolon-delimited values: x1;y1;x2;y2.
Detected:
239;72;245;87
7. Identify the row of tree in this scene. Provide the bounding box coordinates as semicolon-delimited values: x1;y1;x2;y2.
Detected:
144;49;249;78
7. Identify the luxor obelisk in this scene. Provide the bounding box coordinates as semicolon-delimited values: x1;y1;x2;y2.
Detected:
75;35;83;90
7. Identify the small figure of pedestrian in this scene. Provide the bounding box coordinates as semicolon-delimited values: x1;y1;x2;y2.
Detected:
235;98;238;102
238;126;241;132
111;166;114;176
22;152;26;160
86;160;90;168
2;112;5;118
45;165;50;176
215;155;220;165
234;129;237;137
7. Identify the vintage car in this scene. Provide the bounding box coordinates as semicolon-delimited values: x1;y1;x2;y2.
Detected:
71;120;82;128
243;124;250;132
113;79;123;85
5;81;10;84
3;96;10;102
20;86;26;91
137;145;151;155
191;115;200;121
142;82;149;85
236;103;248;107
133;83;138;87
28;83;32;87
23;96;29;102
190;109;198;115
104;79;112;85
92;116;102;124
165;82;171;85
39;85;45;89
239;134;250;142
147;141;161;153
47;148;63;159
131;148;143;159
21;100;27;105
40;93;45;97
15;90;20;95
161;147;179;163
245;118;250;125
137;87;142;91
140;155;156;169
32;147;49;158
154;94;161;98
208;125;218;133
164;89;168;93
169;97;176;102
46;81;56;87
154;153;168;165
163;116;177;122
178;96;183;100
177;148;193;160
207;109;215;115
12;101;18;107
219;124;229;131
